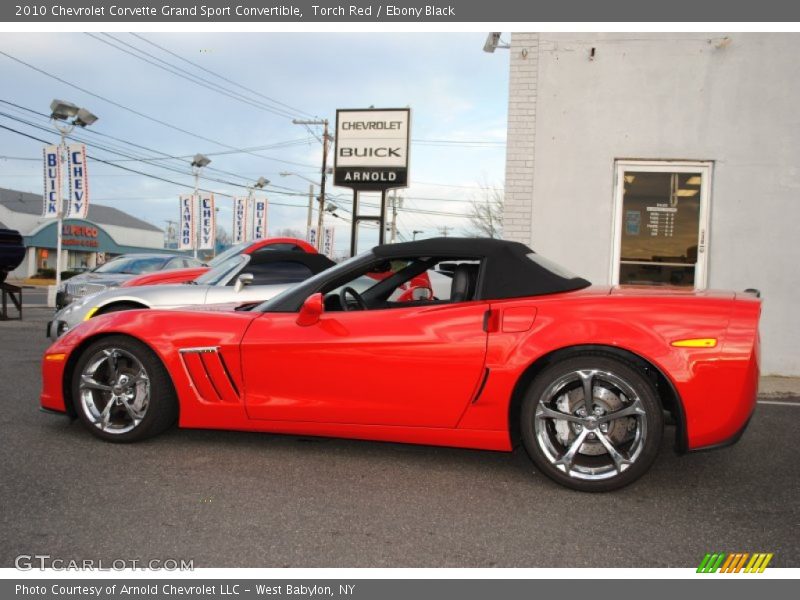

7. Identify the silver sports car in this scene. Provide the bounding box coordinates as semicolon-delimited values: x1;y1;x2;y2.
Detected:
47;251;335;339
56;253;204;308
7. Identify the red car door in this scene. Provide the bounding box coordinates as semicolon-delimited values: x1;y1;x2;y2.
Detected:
240;301;490;427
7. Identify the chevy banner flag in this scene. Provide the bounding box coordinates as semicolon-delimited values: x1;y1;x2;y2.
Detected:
66;143;90;218
232;197;249;243
198;194;216;250
179;195;195;251
253;198;268;240
42;144;61;218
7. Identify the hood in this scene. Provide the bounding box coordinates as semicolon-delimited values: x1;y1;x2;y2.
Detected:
64;271;133;287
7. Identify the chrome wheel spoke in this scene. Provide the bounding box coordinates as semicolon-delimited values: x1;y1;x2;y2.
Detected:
95;399;114;430
80;375;112;392
553;428;590;471
120;398;145;425
597;397;646;423
536;404;585;424
595;430;632;472
103;349;120;380
578;370;595;414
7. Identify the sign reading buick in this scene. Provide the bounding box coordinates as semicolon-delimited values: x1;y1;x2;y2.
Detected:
334;108;410;190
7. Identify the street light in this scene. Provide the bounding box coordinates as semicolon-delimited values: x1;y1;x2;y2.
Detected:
483;32;509;53
190;154;211;258
246;177;269;241
413;230;424;240
49;99;98;292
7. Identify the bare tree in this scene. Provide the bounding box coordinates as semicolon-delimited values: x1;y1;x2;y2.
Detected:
273;227;306;239
467;181;504;238
215;225;231;246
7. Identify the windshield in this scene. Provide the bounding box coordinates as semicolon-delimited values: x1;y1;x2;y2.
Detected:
207;242;249;267
193;255;247;285
93;256;169;275
256;252;370;312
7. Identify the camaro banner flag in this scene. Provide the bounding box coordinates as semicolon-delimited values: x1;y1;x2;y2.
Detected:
179;195;195;251
199;193;216;250
253;198;268;240
232;196;249;243
65;144;90;219
42;144;61;218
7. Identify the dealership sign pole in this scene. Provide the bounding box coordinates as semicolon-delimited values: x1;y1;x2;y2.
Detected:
334;108;410;256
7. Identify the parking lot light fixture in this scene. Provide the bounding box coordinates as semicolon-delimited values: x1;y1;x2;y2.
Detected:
190;154;211;258
48;99;98;291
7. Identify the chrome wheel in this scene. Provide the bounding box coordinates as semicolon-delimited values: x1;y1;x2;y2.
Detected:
533;369;648;482
78;347;150;435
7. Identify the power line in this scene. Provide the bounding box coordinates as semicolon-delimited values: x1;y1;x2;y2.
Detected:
0;51;319;168
130;32;316;120
86;33;299;120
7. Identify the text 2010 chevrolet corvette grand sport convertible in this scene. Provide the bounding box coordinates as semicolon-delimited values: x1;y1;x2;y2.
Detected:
40;238;761;491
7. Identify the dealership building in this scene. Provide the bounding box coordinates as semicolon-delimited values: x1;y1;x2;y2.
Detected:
502;33;798;375
0;187;167;278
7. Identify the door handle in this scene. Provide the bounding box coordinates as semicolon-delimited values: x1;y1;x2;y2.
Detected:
482;309;500;333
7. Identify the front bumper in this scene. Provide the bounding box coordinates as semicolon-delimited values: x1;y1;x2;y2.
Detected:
46;319;70;339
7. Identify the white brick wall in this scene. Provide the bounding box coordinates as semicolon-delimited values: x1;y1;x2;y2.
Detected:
502;32;538;244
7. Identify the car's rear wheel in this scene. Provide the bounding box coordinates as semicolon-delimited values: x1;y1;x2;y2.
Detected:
520;354;663;492
72;336;177;442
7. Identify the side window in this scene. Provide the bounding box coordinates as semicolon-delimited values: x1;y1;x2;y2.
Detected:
241;261;314;285
166;258;184;269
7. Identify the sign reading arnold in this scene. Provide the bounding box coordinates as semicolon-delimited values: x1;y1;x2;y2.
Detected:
334;108;410;190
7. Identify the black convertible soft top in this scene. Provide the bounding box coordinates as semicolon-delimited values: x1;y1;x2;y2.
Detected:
373;237;591;299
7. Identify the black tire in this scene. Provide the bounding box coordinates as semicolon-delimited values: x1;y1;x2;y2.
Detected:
94;302;148;317
520;353;663;492
71;335;177;443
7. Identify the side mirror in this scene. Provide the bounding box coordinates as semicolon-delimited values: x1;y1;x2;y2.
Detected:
234;272;254;292
296;292;323;326
411;286;433;301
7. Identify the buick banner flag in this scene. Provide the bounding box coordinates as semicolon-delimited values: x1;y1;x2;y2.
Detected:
232;196;249;243
42;144;61;218
198;194;215;250
66;143;90;219
253;198;268;240
178;195;195;251
322;225;335;258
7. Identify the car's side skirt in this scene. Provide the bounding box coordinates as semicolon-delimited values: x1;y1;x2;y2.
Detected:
177;418;513;452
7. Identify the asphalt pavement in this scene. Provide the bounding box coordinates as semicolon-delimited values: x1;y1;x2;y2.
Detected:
1;308;798;568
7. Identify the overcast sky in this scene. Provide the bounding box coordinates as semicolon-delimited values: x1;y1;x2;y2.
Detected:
0;32;509;253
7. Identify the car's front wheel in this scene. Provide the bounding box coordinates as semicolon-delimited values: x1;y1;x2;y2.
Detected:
71;335;177;442
520;354;663;492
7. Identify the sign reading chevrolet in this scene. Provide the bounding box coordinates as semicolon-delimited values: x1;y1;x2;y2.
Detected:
334;108;410;190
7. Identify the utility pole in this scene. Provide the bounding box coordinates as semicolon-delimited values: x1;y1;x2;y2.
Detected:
389;190;403;244
163;220;177;248
293;119;330;250
439;225;453;237
307;184;314;235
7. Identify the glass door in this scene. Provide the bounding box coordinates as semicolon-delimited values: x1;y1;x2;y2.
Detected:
612;161;712;289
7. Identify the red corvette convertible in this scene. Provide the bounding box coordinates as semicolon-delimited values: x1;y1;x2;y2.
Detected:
40;238;761;491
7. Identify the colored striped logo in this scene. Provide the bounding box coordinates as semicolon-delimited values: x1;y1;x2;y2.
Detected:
697;552;773;573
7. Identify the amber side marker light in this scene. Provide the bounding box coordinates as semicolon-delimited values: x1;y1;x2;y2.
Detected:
83;307;99;321
671;338;718;348
44;353;67;361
